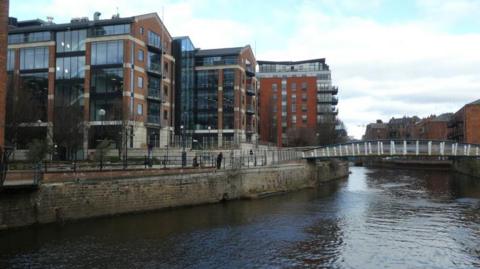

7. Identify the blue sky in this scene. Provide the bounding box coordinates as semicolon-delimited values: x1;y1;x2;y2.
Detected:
10;0;480;138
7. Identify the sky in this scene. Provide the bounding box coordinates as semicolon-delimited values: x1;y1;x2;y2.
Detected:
10;0;480;138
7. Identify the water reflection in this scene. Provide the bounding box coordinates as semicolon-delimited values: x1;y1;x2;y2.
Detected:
0;167;479;268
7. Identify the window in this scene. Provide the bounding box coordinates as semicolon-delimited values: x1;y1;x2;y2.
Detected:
302;104;307;112
163;86;168;98
90;68;123;94
301;82;307;90
56;30;86;53
147;52;161;73
139;27;144;35
20;47;49;70
163;110;168;120
56;56;85;79
291;82;297;91
91;40;124;65
89;24;130;37
148;77;161;99
7;49;15;71
8;32;51;44
148;31;161;49
137;104;143;115
292;104;296;113
292;115;297;123
302;115;307;123
138;77;143;88
302;93;307;101
138;50;144;62
272;84;278;93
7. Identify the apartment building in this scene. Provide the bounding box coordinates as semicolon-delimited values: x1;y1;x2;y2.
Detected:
257;59;338;146
448;99;480;144
6;12;174;159
172;42;259;147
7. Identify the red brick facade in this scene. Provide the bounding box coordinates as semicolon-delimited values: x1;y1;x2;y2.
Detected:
259;76;318;146
449;101;480;144
0;0;8;148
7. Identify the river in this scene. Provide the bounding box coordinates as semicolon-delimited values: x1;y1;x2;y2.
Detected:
1;167;479;268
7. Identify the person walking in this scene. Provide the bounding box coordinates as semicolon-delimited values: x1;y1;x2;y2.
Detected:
216;152;223;169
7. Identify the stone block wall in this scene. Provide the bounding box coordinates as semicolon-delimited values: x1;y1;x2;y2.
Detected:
0;161;348;230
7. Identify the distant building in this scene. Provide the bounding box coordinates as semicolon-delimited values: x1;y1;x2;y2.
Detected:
364;120;388;140
6;12;175;159
257;59;339;146
387;116;420;139
416;113;452;140
448;99;480;144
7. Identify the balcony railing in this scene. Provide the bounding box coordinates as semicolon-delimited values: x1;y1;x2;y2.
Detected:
147;115;161;125
246;68;255;77
246;87;255;96
147;88;162;101
246;105;255;115
318;86;338;95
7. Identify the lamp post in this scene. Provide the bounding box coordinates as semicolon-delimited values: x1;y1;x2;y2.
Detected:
208;126;211;149
98;109;106;170
181;125;186;167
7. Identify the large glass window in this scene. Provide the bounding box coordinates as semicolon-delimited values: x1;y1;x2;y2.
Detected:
56;56;85;79
196;56;238;66
7;49;15;71
90;68;123;121
147;52;161;73
91;40;124;65
18;72;49;122
148;77;161;99
195;70;218;129
56;30;86;53
8;32;51;44
223;69;235;129
89;24;130;37
148;31;161;49
90;68;123;94
20;47;49;70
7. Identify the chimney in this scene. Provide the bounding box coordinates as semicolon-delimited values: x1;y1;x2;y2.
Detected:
94;12;101;21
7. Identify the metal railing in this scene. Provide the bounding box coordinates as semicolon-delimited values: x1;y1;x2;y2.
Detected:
303;140;480;159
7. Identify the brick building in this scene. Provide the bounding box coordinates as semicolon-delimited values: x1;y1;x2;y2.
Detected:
363;120;388;140
6;12;175;159
416;113;452;140
448;99;480;144
387;116;420;139
172;42;259;147
0;0;8;149
257;59;338;146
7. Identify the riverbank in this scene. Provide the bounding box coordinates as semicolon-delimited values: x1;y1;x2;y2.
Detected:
0;160;348;230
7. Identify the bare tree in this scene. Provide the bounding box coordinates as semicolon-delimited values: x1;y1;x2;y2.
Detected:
286;127;317;146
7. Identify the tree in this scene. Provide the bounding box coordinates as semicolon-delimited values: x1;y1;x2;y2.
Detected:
286;127;317;146
26;139;51;164
53;104;84;160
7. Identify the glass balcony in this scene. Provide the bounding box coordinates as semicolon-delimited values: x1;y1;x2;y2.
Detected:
147;115;161;125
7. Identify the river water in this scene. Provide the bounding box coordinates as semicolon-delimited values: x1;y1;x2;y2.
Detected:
1;167;479;268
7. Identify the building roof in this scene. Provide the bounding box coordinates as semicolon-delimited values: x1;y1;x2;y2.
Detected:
258;58;326;65
431;113;453;122
9;16;134;33
468;99;480;105
195;46;245;57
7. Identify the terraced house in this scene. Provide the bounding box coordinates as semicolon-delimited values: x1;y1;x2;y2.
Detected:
6;12;174;159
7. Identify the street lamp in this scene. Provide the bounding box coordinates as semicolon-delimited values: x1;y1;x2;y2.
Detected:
207;126;211;149
181;125;186;167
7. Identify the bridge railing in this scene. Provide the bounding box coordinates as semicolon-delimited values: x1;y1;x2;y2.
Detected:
302;140;480;159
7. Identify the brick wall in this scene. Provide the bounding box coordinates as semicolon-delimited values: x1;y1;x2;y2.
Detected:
0;161;348;230
0;0;9;148
465;105;480;144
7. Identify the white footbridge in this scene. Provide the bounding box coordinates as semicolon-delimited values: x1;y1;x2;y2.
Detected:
302;140;480;159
